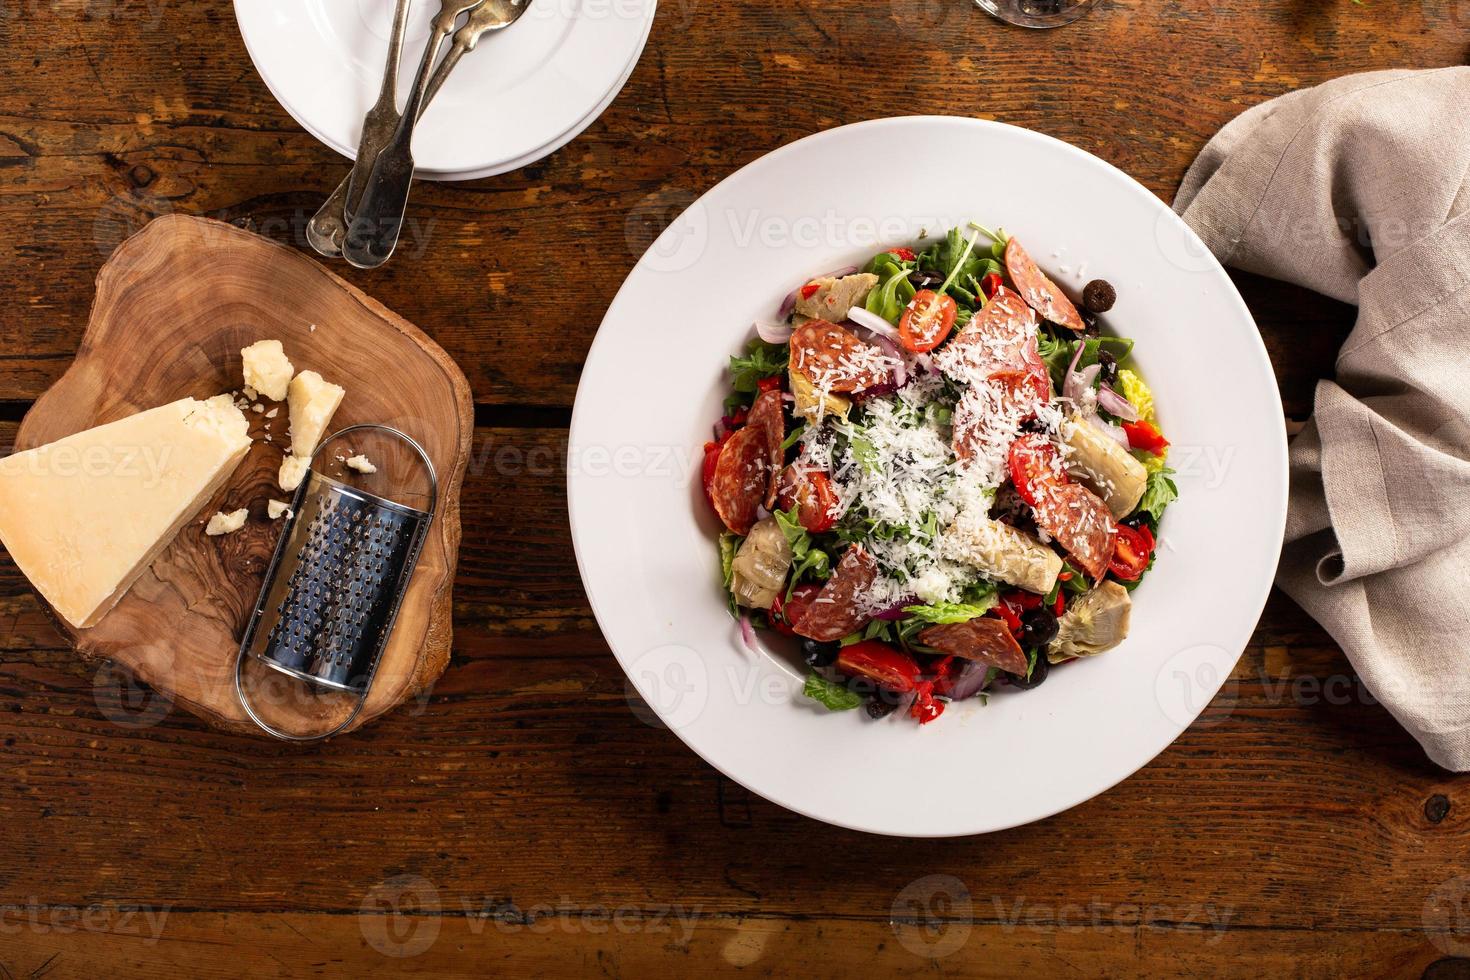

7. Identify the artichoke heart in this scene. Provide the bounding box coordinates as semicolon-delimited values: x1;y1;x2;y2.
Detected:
789;365;851;423
1061;413;1148;519
1051;581;1132;662
730;517;793;610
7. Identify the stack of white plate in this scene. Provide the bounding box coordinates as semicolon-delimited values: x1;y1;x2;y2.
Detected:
235;0;657;180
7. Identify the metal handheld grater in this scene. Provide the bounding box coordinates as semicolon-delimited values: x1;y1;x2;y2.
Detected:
234;423;438;741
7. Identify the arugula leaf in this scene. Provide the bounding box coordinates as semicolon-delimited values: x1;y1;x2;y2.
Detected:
802;673;863;711
729;339;789;394
1135;467;1179;525
775;505;832;599
780;424;806;453
918;228;990;305
849;433;881;474
864;252;917;323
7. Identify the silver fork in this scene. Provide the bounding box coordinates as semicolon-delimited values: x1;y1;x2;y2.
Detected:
343;0;532;270
306;0;415;259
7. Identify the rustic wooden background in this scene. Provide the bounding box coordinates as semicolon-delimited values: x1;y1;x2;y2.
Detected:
1;0;1468;976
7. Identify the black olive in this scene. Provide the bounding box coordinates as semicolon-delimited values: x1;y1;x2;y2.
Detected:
907;270;943;290
802;638;841;668
1006;649;1050;690
865;696;899;719
1097;349;1119;387
1079;310;1101;337
1082;279;1117;314
1020;608;1059;649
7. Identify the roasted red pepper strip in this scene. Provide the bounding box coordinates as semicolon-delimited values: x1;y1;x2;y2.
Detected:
1122;419;1169;455
979;271;1003;299
888;247;917;261
799;282;822;299
756;375;782;393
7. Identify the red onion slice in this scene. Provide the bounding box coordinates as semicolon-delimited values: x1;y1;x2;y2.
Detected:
1096;383;1140;422
778;289;799;319
755;320;794;345
944;661;992;702
1086;413;1131;448
1063;362;1100;402
822;264;860;279
846;305;900;342
738;613;759;655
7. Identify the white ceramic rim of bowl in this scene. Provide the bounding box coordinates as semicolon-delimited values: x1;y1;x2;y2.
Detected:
233;0;656;179
569;116;1288;837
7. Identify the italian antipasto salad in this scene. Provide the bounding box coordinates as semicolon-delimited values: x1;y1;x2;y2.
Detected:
702;225;1179;724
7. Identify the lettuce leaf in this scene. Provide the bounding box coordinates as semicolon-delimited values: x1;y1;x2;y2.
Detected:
802;673;863;711
1135;467;1178;525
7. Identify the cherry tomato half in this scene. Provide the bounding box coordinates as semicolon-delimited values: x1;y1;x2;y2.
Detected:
773;583;822;636
1007;434;1066;508
1109;523;1156;581
1121;419;1169;456
835;641;920;694
778;467;840;533
898;290;958;353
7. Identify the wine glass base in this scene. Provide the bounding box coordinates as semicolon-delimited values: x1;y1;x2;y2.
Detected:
973;0;1096;28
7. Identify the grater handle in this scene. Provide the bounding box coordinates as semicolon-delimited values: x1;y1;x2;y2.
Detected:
234;646;370;742
233;422;439;742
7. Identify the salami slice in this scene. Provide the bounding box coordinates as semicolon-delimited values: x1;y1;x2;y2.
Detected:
918;618;1028;675
1032;481;1117;580
709;425;769;535
790;320;894;394
793;546;878;642
1005;238;1085;333
935;286;1049;396
746;389;785;510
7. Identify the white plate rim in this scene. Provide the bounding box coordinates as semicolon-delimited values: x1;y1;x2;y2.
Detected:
569;115;1289;837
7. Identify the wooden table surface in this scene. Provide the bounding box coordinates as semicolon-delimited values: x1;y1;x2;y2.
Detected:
1;1;1468;976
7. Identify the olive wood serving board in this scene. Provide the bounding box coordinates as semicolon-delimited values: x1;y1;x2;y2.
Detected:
15;215;474;738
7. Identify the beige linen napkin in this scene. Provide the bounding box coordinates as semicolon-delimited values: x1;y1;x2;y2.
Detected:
1175;67;1470;771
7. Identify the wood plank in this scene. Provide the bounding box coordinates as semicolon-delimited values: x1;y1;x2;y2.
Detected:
1;425;1464;935
0;910;1457;978
0;0;1454;406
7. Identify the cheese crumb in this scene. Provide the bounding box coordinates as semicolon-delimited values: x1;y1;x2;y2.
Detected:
240;340;294;402
265;408;278;419
279;455;310;493
241;385;258;402
252;404;265;414
267;500;292;520
205;508;248;536
346;454;377;475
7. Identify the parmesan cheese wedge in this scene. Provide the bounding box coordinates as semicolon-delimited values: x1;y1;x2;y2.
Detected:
0;395;251;629
286;370;344;460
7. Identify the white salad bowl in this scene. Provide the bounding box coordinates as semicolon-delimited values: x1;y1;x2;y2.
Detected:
569;116;1287;837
